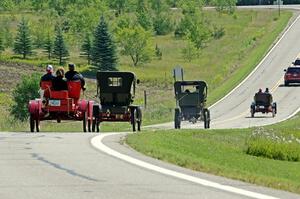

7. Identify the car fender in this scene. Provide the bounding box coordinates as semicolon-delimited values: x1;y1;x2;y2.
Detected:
78;99;88;112
28;99;42;118
88;101;94;120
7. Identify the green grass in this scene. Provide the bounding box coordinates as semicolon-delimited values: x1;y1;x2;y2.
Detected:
0;9;293;131
126;114;300;193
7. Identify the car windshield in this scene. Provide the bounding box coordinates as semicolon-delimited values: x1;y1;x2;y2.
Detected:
287;67;300;73
294;59;300;65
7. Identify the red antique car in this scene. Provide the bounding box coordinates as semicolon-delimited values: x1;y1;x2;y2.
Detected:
28;81;94;132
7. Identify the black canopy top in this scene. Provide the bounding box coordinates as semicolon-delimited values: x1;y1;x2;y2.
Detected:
96;71;136;94
174;81;207;94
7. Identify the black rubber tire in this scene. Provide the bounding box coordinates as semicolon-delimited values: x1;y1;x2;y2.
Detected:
30;114;34;132
174;108;181;129
272;107;276;117
131;108;137;132
92;119;100;133
83;111;87;132
206;110;210;129
251;108;255;118
96;121;100;132
203;109;210;129
284;81;289;86
35;119;40;132
136;107;142;131
88;120;91;132
92;119;96;132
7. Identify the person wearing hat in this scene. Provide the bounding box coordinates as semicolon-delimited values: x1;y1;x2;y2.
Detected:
65;63;86;90
40;65;55;85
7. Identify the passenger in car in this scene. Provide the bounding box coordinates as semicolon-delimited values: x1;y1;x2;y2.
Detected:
40;65;54;85
65;63;86;90
52;67;68;91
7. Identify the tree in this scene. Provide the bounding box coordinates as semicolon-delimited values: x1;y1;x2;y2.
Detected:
182;40;198;62
117;26;153;66
13;18;32;59
10;73;40;121
53;28;69;65
44;34;53;60
187;23;211;50
0;35;4;55
153;13;174;35
136;10;153;31
91;16;118;71
81;34;92;64
214;0;237;14
109;0;128;16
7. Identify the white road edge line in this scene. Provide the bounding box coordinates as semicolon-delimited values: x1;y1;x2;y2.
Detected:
209;13;300;110
91;134;279;199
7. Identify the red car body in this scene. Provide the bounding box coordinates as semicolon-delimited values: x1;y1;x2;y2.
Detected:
284;67;300;86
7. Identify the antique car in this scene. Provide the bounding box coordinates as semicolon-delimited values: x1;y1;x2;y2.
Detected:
174;81;210;129
250;92;277;117
92;71;142;132
28;80;94;132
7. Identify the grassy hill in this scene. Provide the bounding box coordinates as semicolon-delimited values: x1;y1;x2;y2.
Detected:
0;9;293;131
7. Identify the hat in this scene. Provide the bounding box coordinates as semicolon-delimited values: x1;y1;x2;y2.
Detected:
68;63;75;68
46;65;53;72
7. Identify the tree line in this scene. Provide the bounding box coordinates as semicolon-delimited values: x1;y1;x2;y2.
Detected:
0;0;237;69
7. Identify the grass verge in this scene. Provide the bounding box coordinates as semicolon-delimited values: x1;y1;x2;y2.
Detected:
126;114;300;193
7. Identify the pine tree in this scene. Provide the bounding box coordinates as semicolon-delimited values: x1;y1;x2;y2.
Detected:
13;18;32;59
0;35;4;55
44;34;53;60
53;28;69;65
80;34;92;64
91;16;117;71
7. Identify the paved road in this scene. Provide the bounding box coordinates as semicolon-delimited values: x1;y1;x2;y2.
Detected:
1;6;300;199
0;133;299;199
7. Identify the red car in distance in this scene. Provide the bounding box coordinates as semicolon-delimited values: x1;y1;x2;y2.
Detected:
284;66;300;86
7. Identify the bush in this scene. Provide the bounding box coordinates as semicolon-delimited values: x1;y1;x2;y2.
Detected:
212;25;225;39
10;73;40;121
153;13;174;35
245;128;300;162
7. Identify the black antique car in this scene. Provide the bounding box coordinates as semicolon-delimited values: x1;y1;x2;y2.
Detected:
174;81;210;129
250;92;277;117
92;71;142;132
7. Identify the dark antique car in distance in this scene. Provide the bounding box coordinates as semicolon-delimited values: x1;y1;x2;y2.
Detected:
174;81;210;129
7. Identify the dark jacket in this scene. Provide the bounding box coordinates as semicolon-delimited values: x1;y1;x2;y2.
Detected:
52;76;68;91
41;73;55;81
65;71;85;88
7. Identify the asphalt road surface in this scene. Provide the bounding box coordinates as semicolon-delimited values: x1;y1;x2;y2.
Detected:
1;5;300;199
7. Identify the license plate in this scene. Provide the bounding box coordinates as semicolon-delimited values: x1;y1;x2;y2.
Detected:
259;106;265;109
49;100;61;106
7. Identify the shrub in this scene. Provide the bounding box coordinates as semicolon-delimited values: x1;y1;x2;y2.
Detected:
10;73;40;121
153;13;174;35
245;127;300;162
212;25;225;39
